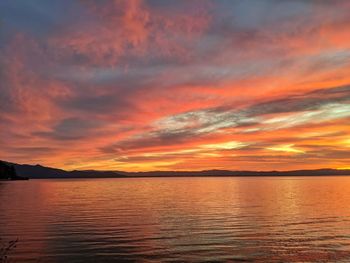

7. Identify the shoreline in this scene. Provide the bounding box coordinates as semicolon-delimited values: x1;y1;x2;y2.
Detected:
15;173;350;180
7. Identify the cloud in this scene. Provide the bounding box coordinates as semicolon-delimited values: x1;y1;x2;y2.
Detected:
33;117;105;141
266;144;305;154
50;0;211;67
1;0;350;170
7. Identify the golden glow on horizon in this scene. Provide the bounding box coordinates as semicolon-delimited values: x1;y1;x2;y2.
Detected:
344;139;350;147
338;166;350;170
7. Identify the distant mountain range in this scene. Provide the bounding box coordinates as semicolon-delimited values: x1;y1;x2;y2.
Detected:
1;160;350;179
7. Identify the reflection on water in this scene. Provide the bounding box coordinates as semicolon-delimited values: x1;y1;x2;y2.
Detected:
1;177;350;262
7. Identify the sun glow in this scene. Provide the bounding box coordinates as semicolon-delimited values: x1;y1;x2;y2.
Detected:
266;144;305;154
200;141;249;150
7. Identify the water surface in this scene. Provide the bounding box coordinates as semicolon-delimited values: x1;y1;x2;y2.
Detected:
1;177;350;262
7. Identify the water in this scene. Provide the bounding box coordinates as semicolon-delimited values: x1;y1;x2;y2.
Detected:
1;177;350;262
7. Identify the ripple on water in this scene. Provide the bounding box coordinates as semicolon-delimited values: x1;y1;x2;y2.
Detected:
1;177;350;262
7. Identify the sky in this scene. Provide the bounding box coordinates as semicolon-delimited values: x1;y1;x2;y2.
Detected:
0;0;350;171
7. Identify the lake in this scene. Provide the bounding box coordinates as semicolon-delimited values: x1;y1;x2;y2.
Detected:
1;177;350;262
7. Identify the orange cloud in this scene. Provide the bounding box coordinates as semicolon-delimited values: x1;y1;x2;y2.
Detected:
1;0;350;171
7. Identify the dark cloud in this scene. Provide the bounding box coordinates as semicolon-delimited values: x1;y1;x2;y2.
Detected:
34;117;104;141
100;129;194;153
299;146;350;160
0;0;85;37
12;147;57;154
245;85;350;117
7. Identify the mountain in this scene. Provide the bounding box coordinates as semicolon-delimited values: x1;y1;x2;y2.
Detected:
119;169;350;177
0;160;28;180
2;160;350;179
12;162;125;179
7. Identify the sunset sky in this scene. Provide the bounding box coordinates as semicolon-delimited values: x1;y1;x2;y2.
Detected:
1;0;350;171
